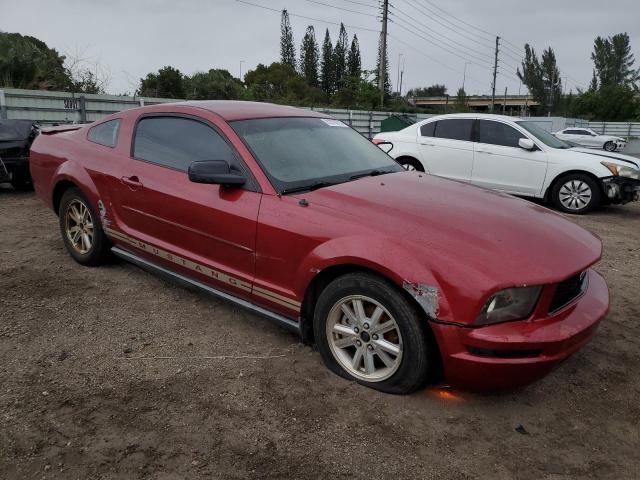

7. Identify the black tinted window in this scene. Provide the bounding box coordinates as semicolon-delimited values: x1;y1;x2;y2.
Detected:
88;119;120;147
478;120;525;148
564;130;580;134
420;122;436;137
133;116;235;170
434;119;473;141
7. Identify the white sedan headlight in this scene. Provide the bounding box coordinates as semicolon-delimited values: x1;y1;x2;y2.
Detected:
601;162;640;180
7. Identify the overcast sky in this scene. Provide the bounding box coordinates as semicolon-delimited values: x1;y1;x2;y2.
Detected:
2;0;638;97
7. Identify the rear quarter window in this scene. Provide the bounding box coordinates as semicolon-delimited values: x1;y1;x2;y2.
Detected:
420;122;436;137
88;119;120;148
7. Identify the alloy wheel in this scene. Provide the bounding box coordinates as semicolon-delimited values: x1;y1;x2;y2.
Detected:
403;163;417;171
558;180;592;211
326;295;403;382
65;199;94;254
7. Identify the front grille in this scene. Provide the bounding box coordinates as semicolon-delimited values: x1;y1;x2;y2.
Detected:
549;271;587;313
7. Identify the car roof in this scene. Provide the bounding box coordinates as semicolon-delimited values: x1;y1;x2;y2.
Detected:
139;100;332;121
423;113;522;122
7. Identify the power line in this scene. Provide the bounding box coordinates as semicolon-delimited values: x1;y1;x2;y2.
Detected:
388;33;487;90
419;0;496;40
399;0;495;49
341;0;380;7
416;0;525;61
300;0;379;18
391;4;495;61
389;15;494;70
234;0;380;32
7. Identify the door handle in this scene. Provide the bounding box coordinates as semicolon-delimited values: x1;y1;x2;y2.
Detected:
120;175;143;190
420;142;434;146
476;149;493;154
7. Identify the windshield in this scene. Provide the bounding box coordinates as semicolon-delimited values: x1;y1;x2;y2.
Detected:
516;121;572;149
230;117;403;193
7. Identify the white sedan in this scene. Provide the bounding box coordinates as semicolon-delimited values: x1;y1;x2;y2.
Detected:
373;113;640;214
554;127;626;152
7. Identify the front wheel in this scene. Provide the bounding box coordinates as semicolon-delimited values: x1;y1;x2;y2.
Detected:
603;141;616;152
313;272;437;394
551;174;601;214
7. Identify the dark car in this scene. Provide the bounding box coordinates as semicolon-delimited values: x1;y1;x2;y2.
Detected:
0;119;38;190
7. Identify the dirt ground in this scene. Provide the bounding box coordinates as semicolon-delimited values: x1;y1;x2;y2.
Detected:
0;186;638;480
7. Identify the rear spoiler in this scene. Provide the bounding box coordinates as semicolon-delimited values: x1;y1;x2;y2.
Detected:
40;124;86;135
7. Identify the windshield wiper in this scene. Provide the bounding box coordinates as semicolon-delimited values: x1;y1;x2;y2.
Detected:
349;169;395;181
280;181;336;195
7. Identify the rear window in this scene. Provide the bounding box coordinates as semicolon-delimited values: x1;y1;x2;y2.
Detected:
434;119;473;141
88;119;120;148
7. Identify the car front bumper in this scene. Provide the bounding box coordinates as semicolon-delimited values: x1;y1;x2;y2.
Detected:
602;176;640;204
430;269;609;391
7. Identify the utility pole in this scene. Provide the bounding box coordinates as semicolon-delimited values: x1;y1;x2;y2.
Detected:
502;87;507;114
378;0;389;107
490;36;500;113
396;53;403;95
239;60;245;81
462;61;470;93
399;57;405;97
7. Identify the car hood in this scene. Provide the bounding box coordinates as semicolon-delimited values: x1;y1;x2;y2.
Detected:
300;172;602;288
566;147;639;168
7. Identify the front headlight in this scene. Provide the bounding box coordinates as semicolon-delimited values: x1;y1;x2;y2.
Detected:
476;286;542;326
601;162;640;180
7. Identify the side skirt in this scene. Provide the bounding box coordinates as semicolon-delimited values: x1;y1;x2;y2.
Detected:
111;246;301;335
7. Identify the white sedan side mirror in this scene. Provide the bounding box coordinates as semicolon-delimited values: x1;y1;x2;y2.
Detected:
519;138;536;150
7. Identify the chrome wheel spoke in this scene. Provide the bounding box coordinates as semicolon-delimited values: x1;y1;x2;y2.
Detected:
352;348;363;370
375;346;396;368
340;303;359;325
371;320;395;335
363;350;375;375
374;338;401;356
352;299;366;323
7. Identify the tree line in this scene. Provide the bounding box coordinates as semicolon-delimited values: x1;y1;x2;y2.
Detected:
1;24;639;120
518;32;639;120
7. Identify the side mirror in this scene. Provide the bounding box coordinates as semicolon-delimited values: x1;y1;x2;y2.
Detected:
518;138;536;151
188;160;246;186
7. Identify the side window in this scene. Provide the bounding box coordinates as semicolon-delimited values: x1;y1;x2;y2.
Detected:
478;120;525;148
133;116;236;171
88;119;120;148
420;121;436;137
434;119;473;141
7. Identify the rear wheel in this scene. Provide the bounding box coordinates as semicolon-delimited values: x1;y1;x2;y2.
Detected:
59;188;110;266
603;141;615;152
551;173;601;214
398;157;425;172
313;272;436;394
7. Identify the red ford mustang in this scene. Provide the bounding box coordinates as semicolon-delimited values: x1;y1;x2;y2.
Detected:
30;101;609;393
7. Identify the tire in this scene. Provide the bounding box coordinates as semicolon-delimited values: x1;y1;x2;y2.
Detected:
58;187;110;266
551;173;601;214
398;157;425;172
313;272;436;394
10;170;33;191
603;141;615;152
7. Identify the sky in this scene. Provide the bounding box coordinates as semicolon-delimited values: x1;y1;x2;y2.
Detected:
2;0;638;97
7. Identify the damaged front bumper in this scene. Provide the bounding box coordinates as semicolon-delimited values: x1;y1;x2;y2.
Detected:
428;269;609;391
601;176;640;204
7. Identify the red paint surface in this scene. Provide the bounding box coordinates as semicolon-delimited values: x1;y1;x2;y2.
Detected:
29;101;609;390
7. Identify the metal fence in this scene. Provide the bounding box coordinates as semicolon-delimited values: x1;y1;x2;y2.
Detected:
1;87;638;139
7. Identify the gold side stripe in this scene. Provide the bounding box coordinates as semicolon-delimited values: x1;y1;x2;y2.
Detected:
105;228;300;311
253;290;302;309
253;286;302;308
